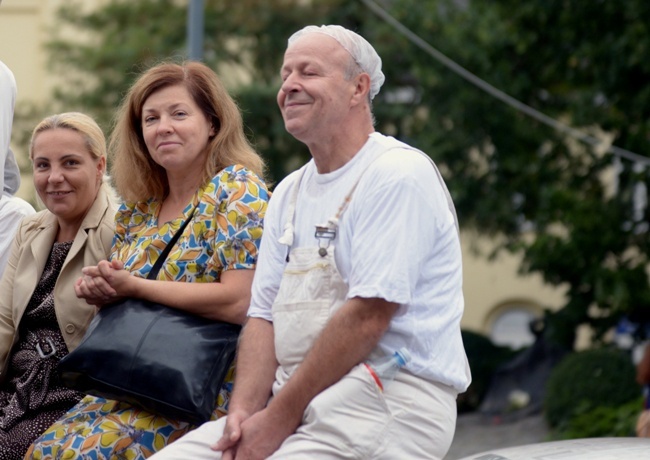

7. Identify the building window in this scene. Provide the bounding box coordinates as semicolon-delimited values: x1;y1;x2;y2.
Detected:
490;307;539;349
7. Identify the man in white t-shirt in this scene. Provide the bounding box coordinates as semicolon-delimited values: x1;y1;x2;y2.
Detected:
0;60;35;277
150;25;471;460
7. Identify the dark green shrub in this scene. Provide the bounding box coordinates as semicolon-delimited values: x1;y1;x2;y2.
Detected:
457;329;517;412
544;348;639;428
551;397;641;440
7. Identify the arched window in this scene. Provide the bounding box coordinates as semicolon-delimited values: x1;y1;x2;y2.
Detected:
489;303;541;349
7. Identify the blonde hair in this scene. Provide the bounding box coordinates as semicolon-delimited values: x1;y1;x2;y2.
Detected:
29;111;119;205
30;111;107;162
109;61;265;202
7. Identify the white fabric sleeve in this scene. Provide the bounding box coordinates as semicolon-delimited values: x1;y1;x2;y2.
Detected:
346;150;452;305
0;195;35;276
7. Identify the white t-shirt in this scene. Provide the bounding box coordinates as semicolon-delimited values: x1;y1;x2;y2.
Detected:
249;132;471;392
0;193;36;277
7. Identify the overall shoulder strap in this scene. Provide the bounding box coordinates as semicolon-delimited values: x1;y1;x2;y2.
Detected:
277;165;309;247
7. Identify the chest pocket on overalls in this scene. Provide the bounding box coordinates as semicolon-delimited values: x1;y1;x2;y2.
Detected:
272;247;346;373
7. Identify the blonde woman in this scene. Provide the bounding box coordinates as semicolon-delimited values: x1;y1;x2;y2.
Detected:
0;112;116;458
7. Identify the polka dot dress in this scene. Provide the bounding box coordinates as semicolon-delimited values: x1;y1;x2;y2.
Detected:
0;241;84;459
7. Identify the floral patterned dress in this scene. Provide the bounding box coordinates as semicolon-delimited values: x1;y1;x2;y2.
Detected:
26;165;269;460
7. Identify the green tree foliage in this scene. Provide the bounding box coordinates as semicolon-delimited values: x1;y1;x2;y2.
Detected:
28;0;650;348
364;0;650;346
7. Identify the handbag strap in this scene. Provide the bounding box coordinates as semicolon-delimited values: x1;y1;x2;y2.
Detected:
147;206;197;280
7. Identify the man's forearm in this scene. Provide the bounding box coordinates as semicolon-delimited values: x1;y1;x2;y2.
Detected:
229;317;278;415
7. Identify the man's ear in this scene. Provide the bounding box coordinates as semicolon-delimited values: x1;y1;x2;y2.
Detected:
351;73;371;105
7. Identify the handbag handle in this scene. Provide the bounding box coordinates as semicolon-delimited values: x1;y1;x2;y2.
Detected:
147;207;197;280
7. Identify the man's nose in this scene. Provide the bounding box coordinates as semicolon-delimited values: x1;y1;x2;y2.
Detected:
281;74;300;93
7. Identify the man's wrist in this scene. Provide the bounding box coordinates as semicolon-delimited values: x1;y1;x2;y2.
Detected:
228;400;259;420
265;391;305;431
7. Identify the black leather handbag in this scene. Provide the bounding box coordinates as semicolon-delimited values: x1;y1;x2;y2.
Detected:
59;209;241;425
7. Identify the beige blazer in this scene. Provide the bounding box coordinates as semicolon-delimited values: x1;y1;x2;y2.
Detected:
0;183;117;381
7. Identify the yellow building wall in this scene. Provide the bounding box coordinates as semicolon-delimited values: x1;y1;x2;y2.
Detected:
0;0;567;340
2;0;47;103
461;232;566;333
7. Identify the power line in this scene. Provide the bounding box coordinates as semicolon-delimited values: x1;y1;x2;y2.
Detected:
360;0;650;167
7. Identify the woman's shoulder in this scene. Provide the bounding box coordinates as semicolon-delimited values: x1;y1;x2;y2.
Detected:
114;199;156;228
8;209;55;247
206;164;269;198
17;209;54;233
213;164;264;183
